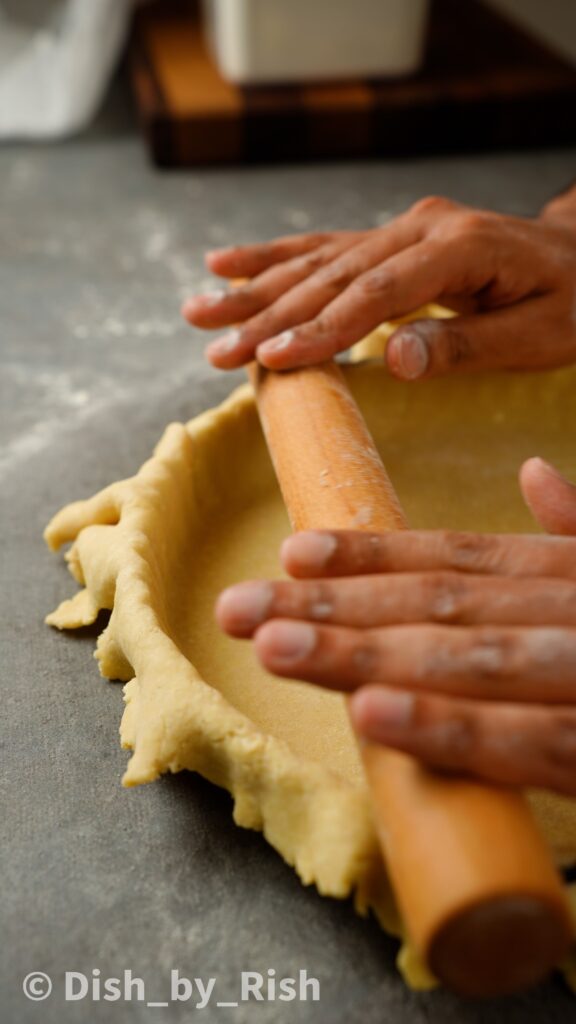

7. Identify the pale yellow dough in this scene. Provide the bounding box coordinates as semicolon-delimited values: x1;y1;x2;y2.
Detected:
45;323;576;988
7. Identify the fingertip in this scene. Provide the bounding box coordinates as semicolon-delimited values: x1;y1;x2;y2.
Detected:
256;331;297;369
204;347;241;370
204;248;231;272
214;586;236;631
254;619;317;670
348;686;375;733
204;343;226;368
181;299;196;323
519;456;568;504
519;457;576;535
215;581;273;635
520;456;564;483
386;327;430;381
349;685;414;739
205;331;249;369
279;536;296;573
280;531;338;576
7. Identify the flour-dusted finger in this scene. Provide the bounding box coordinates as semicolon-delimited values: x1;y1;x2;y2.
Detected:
188;234;361;331
204;231;349;278
203;194;460;280
386;297;574;381
254;234;498;369
184;239;351;332
280;530;576;580
253;619;576;702
350;687;576;795
230;219;423;369
216;573;576;635
521;457;576;537
202;220;423;368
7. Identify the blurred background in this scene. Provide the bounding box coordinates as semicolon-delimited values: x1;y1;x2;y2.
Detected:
1;0;575;159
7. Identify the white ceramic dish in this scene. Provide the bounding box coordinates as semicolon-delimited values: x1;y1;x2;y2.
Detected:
202;0;430;84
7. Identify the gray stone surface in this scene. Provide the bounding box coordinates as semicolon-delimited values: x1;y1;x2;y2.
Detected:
2;80;576;1023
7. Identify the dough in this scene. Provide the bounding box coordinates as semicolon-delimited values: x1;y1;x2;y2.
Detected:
44;346;576;989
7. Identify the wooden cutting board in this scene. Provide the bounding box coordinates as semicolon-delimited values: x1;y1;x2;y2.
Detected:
130;0;576;167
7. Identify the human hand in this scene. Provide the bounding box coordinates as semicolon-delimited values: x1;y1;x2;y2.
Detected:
216;458;576;795
184;193;576;378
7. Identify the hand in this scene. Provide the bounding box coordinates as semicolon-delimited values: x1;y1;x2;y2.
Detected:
183;193;576;378
216;458;576;795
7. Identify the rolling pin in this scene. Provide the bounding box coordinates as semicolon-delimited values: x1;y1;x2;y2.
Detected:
249;358;573;996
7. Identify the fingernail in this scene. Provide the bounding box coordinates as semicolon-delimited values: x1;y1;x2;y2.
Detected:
206;247;232;259
207;330;241;357
259;330;295;355
282;531;337;570
394;332;429;380
266;621;316;664
202;289;227;306
219;582;272;630
351;688;414;733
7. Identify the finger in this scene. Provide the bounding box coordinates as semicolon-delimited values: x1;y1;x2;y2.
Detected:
385;297;568;381
216;573;576;635
520;458;576;536
203;195;459;281
253;619;576;702
202;220;423;368
183;239;350;330
280;529;576;581
201;194;454;282
204;231;346;278
254;236;493;369
349;687;576;795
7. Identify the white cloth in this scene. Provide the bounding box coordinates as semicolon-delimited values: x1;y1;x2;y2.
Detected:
0;0;134;139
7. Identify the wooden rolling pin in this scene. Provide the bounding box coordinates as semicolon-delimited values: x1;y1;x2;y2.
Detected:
249;359;573;996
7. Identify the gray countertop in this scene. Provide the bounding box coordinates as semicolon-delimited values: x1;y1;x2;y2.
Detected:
2;82;576;1024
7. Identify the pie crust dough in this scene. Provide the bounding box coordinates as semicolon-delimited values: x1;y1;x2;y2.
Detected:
45;343;576;989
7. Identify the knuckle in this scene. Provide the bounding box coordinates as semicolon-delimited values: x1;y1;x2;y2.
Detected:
425;572;466;623
356;265;395;298
312;313;338;338
306;582;335;619
444;531;498;573
420;704;480;765
316;260;357;291
410;195;455;218
452;211;492;237
467;629;516;680
354;532;388;571
445;713;479;760
350;636;381;678
294;250;326;273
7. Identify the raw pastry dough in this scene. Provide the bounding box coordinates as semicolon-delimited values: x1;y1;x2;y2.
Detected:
45;352;576;988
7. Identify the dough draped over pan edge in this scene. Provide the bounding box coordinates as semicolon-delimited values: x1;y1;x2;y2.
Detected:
44;352;576;991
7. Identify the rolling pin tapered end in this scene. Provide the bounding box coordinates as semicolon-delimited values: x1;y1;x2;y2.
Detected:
430;894;573;997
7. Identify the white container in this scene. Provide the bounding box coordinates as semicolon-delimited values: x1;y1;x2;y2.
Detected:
202;0;430;84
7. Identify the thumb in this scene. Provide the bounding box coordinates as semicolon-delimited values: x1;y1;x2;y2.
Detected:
519;457;576;536
384;305;543;380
